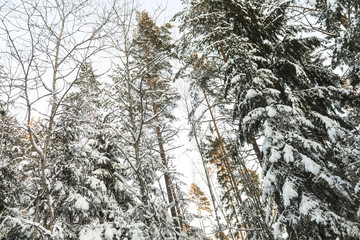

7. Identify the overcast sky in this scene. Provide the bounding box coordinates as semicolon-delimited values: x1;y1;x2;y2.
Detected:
141;0;183;23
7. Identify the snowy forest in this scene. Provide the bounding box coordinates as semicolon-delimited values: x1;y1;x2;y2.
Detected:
0;0;359;239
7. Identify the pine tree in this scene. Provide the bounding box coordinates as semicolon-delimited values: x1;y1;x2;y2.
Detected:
131;10;184;235
188;183;212;236
103;7;188;238
206;136;263;240
178;0;360;239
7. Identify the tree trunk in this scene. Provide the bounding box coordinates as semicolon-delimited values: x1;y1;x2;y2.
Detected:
146;63;182;235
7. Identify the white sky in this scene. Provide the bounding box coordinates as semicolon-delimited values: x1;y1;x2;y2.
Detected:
140;0;183;23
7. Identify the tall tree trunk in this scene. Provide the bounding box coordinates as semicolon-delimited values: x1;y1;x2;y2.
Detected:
146;47;182;235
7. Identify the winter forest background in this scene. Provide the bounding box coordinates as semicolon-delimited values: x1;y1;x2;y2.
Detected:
0;0;359;239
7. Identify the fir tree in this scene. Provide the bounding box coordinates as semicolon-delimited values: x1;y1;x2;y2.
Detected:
46;63;136;239
0;110;35;239
178;0;360;239
293;0;360;89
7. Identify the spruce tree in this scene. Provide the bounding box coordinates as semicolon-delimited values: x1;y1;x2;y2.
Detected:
310;0;359;88
178;0;360;239
46;63;137;239
0;110;35;239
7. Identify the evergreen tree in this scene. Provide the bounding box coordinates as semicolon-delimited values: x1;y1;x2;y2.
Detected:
177;1;273;238
103;8;189;238
308;0;359;89
0;1;110;236
188;183;212;237
45;63;137;239
0;110;35;239
178;0;360;239
132;10;184;235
